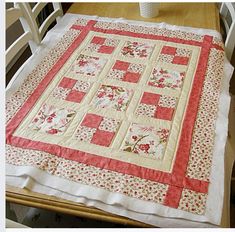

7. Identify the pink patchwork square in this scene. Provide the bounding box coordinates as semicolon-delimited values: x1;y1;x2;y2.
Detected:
58;77;77;89
65;90;85;103
91;36;106;45
113;60;130;71
172;56;189;65
98;45;115;54
161;46;177;55
91;129;115;147
155;107;174;121
141;92;160;105
122;72;141;83
81;113;103;128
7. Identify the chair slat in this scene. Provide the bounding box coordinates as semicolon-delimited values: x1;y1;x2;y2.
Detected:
32;2;48;19
6;8;22;29
225;21;235;61
221;16;230;35
220;3;235;61
6;31;32;67
39;9;63;39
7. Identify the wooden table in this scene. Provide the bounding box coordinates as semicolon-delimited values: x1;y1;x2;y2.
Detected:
67;3;220;31
6;3;221;227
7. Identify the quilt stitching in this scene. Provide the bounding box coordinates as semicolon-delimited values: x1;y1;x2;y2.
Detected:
107;60;145;83
122;123;170;160
28;103;76;135
91;84;133;112
6;29;81;123
6;144;169;205
84;35;120;54
136;92;177;121
52;77;92;103
6;18;225;215
120;40;155;59
158;45;192;65
75;113;121;147
68;54;107;77
148;66;186;90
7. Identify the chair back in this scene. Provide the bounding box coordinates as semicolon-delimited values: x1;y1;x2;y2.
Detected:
6;5;34;67
18;2;63;48
220;3;235;60
6;3;63;87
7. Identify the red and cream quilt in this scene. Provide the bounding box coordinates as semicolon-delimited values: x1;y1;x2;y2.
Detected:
6;15;231;227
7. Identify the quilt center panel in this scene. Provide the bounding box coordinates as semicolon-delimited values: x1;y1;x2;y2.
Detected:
12;31;200;173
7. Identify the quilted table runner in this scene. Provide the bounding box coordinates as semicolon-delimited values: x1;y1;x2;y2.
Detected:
6;14;232;227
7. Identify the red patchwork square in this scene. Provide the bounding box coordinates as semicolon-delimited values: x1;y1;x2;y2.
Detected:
65;90;85;103
81;113;103;128
122;72;141;83
91;130;115;147
173;56;189;65
113;60;130;71
155;107;174;121
141;92;160;105
161;46;177;55
98;45;115;54
91;36;106;45
59;77;77;89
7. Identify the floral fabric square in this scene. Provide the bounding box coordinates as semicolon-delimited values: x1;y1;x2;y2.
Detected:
52;77;92;103
84;36;120;54
122;123;170;159
92;85;133;112
75;113;121;147
148;67;185;90
106;60;145;83
136;92;177;121
158;45;191;66
29;104;75;135
74;126;96;143
68;54;107;77
120;41;154;59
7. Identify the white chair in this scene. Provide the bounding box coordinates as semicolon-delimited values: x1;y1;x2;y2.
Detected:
220;3;235;61
6;219;29;228
6;3;63;87
17;2;63;51
6;5;35;68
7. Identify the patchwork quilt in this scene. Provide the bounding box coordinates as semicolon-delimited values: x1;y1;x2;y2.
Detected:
6;15;230;227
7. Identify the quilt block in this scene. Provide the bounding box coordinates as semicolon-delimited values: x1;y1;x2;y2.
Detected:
52;77;91;103
75;113;120;146
135;92;177;120
84;36;120;54
6;16;226;225
107;60;145;83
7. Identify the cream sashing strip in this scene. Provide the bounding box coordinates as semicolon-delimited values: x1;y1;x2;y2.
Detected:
13;31;200;172
167;45;201;171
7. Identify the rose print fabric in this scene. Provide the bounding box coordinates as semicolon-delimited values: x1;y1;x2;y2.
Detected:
68;54;106;77
121;41;154;59
122;123;169;159
148;67;185;90
29;104;75;135
92;85;133;111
